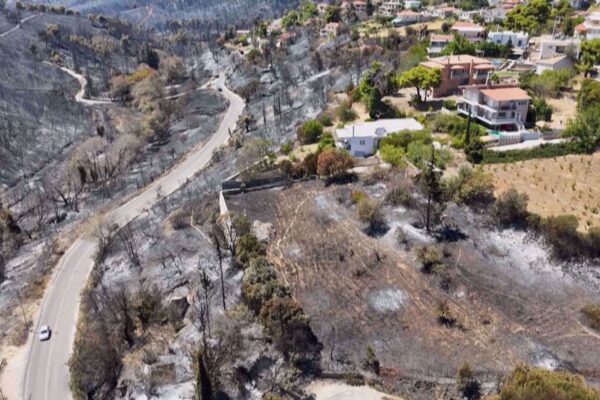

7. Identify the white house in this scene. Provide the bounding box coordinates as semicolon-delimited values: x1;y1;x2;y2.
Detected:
487;31;529;49
535;55;574;74
538;36;581;59
379;0;403;16
575;12;600;39
392;10;426;26
335;118;424;157
451;21;486;43
404;0;421;9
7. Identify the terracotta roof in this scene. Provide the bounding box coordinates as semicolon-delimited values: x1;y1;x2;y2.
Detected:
474;63;494;70
451;21;485;31
421;61;444;69
576;22;587;32
451;65;465;70
480;87;530;101
426;54;491;66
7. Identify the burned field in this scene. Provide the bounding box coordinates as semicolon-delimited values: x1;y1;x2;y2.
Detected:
226;179;600;394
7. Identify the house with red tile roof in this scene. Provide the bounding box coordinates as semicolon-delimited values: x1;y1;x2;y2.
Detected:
427;34;453;56
420;55;495;97
458;85;530;130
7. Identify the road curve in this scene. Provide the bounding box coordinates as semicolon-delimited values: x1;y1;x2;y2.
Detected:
57;66;114;106
22;73;244;400
0;14;38;38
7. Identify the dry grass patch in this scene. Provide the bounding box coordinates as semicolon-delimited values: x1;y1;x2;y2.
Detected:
485;153;600;231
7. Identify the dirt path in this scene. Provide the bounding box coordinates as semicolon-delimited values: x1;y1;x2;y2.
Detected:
0;14;38;38
306;380;403;400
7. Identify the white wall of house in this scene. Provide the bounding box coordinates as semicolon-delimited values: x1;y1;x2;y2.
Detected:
347;136;377;157
488;31;528;49
536;57;574;74
539;39;580;59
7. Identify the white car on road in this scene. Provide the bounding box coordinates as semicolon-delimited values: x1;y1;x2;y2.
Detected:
39;325;51;341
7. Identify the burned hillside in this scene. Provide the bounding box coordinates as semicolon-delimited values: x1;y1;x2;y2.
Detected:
226;178;600;398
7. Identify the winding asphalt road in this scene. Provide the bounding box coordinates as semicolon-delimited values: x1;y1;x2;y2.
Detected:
22;73;244;400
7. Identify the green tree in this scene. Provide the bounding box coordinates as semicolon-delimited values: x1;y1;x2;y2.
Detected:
441;34;477;56
297;119;323;144
299;0;318;21
504;0;551;34
579;39;600;77
380;144;406;167
563;104;600;153
282;10;300;29
397;65;442;103
577;79;600;111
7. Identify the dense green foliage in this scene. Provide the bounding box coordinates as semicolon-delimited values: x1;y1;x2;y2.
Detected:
397;65;442;103
498;365;600;400
445;166;495;206
380;144;406;167
380;130;452;169
563;104;600;153
520;70;572;98
577;79;600;111
579;39;600;77
297;119;324;144
397;42;428;73
480;142;580;164
504;0;551;34
441;34;476;56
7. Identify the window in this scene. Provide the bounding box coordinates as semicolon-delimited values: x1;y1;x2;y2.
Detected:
359;139;366;145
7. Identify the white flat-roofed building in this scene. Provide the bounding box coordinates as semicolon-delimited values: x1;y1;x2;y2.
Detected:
336;118;424;157
487;31;529;49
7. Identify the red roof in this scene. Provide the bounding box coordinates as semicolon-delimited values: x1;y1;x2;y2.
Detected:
480;87;530;101
575;23;587;32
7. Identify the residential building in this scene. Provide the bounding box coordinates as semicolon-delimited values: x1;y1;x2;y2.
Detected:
353;0;367;13
451;21;486;43
535;55;574;74
379;0;403;16
487;31;529;49
459;8;506;23
458;85;530;130
321;22;340;38
404;0;421;9
420;55;495;97
335;118;424;157
575;12;600;39
538;36;581;59
427;34;453;56
432;6;458;18
392;10;425;25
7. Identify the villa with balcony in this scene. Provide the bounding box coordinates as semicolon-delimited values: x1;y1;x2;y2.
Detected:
420;55;495;97
458;85;530;130
427;34;453;56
